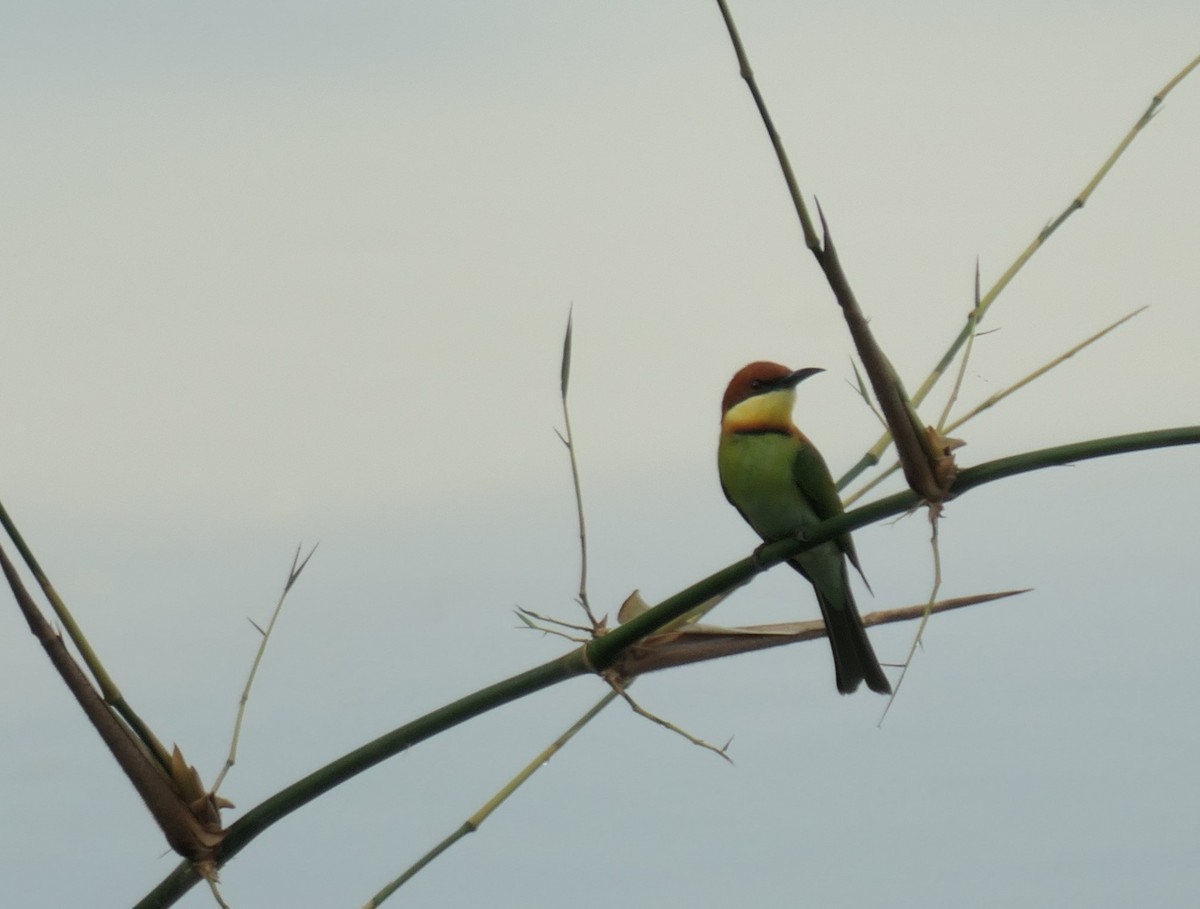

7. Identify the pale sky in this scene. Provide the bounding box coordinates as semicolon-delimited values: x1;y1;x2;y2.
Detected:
2;4;1198;907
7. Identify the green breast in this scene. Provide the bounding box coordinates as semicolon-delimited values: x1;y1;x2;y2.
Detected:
718;431;819;541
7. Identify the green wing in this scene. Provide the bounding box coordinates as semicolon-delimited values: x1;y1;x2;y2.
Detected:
791;440;867;581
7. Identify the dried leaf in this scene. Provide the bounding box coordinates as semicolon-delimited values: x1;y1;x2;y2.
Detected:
924;425;966;496
609;589;1026;677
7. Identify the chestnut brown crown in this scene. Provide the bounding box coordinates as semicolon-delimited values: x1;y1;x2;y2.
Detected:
721;361;823;414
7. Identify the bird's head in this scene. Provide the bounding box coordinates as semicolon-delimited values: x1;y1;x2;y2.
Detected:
720;360;825;430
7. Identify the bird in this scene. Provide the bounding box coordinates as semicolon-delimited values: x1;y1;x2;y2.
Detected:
718;360;891;694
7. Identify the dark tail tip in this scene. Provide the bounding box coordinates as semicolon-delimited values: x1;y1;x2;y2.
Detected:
836;666;891;696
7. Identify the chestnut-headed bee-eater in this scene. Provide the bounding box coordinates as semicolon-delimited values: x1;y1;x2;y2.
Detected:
718;361;891;694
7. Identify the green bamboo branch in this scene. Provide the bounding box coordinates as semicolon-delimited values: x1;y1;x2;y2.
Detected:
133;424;1200;908
838;51;1200;490
134;649;595;908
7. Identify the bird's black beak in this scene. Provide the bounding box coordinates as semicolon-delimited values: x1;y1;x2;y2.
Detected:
782;366;825;388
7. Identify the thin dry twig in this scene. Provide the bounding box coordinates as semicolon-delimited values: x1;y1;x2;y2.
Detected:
937;261;983;433
843;52;1200;490
848;359;888;429
943;305;1149;436
211;544;316;796
515;606;593;643
361;314;629;905
558;309;603;633
877;513;943;726
843;305;1148;505
610;678;733;762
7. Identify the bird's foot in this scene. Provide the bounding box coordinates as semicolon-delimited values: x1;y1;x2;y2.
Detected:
752;529;812;569
750;541;771;569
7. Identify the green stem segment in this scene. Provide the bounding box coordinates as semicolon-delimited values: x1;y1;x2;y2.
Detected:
365;691;620;907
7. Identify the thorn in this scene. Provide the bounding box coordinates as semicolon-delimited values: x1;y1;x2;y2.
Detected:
560;308;574;398
814;196;832;249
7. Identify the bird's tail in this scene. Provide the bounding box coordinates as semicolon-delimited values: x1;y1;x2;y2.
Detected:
815;581;891;695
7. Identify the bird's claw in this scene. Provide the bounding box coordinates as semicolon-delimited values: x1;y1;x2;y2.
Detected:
752;529;810;569
750;542;771;569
